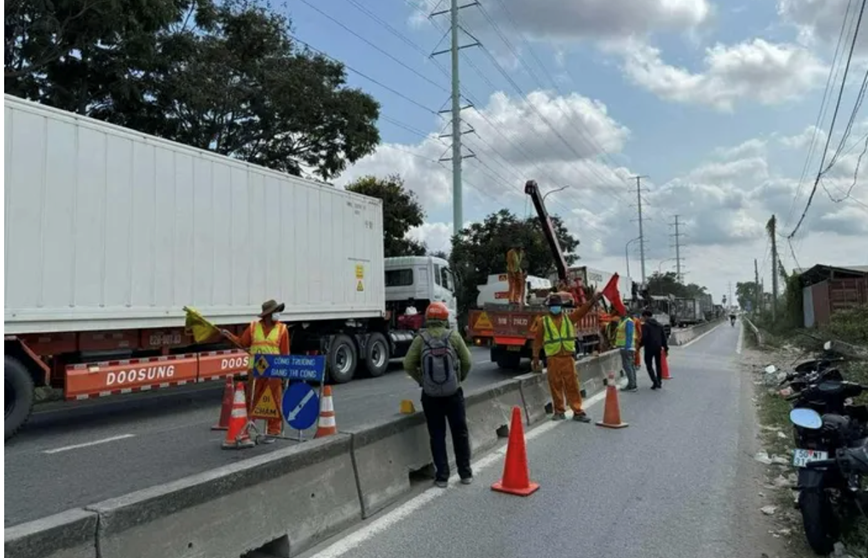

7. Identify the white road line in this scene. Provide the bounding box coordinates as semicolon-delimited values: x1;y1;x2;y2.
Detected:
307;383;616;558
736;322;744;354
43;434;136;454
474;359;489;364
678;322;724;349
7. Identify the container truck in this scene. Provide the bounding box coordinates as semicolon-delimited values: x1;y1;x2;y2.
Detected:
3;95;457;439
672;298;704;327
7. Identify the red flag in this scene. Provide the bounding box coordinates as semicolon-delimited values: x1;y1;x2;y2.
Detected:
601;274;627;316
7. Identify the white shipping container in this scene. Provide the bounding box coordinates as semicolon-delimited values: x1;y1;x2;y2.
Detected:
4;95;385;334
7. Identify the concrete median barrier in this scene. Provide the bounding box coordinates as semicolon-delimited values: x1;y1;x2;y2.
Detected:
669;319;724;346
5;508;97;558
463;379;526;455
344;413;431;519
86;434;361;558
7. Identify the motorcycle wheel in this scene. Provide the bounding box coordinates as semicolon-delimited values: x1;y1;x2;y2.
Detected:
799;490;838;555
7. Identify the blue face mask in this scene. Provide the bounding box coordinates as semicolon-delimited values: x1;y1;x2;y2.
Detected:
550;305;562;315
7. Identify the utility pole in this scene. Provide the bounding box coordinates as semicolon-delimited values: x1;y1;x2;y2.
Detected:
432;0;480;236
754;258;760;315
769;215;779;321
728;282;733;311
632;175;648;284
670;215;685;283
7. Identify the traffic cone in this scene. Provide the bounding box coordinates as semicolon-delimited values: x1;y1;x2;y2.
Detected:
661;350;672;380
222;382;255;449
491;406;540;497
596;371;629;429
315;385;338;438
211;376;234;431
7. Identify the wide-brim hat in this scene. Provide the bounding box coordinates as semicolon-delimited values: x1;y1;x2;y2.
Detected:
545;294;565;307
259;299;285;318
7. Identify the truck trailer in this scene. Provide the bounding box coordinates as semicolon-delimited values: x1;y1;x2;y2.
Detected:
3;95;457;439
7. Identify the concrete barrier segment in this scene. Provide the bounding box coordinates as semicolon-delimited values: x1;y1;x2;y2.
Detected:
462;379;526;456
4;508;98;558
342;412;431;519
85;434;361;558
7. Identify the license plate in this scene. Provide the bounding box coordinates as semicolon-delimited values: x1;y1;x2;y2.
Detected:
507;346;521;352
793;448;828;468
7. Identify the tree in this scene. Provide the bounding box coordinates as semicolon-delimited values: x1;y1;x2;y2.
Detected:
5;0;380;180
735;281;760;311
345;175;426;258
450;209;579;315
646;272;709;299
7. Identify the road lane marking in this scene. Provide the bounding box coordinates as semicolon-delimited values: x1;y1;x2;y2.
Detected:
678;322;724;349
43;434;135;454
306;382;616;558
474;359;489;364
736;322;744;354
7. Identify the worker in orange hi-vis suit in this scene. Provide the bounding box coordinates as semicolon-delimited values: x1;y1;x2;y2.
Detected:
506;245;525;306
532;291;604;422
633;312;643;367
222;299;289;443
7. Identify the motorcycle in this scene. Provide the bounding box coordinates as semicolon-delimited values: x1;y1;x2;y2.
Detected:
789;385;868;555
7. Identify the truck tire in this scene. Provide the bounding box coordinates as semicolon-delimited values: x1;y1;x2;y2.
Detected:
492;346;521;370
5;356;35;440
363;333;390;378
328;334;358;384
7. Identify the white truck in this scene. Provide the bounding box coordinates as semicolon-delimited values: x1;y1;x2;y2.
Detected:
3;95;457;439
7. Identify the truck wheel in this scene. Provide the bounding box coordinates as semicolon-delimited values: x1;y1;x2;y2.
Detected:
364;333;390;378
493;347;521;370
5;357;35;440
327;334;358;384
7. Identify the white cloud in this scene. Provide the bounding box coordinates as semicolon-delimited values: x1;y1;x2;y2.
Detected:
617;38;827;110
778;0;868;54
469;0;712;41
714;138;768;160
779;125;827;150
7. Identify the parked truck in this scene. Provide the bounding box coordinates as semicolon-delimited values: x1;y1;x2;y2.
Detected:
3;95;458;439
467;181;600;370
672;298;704;327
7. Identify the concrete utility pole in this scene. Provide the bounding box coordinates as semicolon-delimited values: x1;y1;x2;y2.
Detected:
432;0;480;237
754;258;760;315
670;215;685;283
729;282;733;311
632;175;648;284
769;215;779;321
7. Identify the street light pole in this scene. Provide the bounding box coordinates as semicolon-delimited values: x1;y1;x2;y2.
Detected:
542;185;569;203
625;236;641;279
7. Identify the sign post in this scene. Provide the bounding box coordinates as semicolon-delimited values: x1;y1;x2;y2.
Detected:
253;354;327;442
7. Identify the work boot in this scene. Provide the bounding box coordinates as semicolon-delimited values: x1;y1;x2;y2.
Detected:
551;412;567;421
434;480;448;489
572;413;591;423
460;477;473;485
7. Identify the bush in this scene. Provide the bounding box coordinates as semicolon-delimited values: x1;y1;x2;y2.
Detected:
821;305;868;347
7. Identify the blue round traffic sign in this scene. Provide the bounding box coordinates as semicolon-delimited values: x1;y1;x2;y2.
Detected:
281;382;320;430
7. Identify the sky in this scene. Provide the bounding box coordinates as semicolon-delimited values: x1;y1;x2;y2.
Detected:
289;0;868;304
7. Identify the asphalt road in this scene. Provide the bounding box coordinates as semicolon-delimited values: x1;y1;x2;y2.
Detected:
298;323;786;558
5;345;541;527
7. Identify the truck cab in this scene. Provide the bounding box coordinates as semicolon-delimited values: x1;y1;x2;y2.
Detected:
384;256;458;331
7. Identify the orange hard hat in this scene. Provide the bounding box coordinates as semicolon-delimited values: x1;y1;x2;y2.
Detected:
426;302;450;321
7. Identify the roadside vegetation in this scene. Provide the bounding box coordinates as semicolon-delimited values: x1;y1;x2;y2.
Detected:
745;304;868;557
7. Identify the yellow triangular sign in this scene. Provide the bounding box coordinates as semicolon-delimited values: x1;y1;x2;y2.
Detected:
357;280;364;291
251;384;280;420
474;312;493;330
255;355;269;375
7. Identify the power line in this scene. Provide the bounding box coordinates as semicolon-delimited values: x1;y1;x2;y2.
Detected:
788;0;866;239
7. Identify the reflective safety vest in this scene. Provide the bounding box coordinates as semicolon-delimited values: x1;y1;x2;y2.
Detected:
507;249;522;273
248;321;286;369
542;315;576;357
615;319;630;348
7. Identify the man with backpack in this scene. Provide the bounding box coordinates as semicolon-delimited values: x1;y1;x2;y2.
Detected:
403;302;474;488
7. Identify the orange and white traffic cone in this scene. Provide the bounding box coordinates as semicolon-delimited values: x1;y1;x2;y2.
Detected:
314;385;338;438
222;382;255;449
491;406;540;496
596;371;629;429
211;376;234;431
661;350;672;380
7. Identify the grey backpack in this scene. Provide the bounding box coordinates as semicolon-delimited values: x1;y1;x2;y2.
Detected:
420;331;460;397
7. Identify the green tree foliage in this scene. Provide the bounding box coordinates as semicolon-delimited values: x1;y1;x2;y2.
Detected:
450;209;579;315
345;175;426;258
735;281;761;311
5;0;380;180
646;272;709;298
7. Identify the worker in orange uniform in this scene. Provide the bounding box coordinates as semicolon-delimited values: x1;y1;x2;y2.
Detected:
632;311;643;368
532;291;604;422
222;299;289;443
506;245;526;307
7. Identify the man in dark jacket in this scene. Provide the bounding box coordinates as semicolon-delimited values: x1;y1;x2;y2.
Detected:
639;310;669;390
